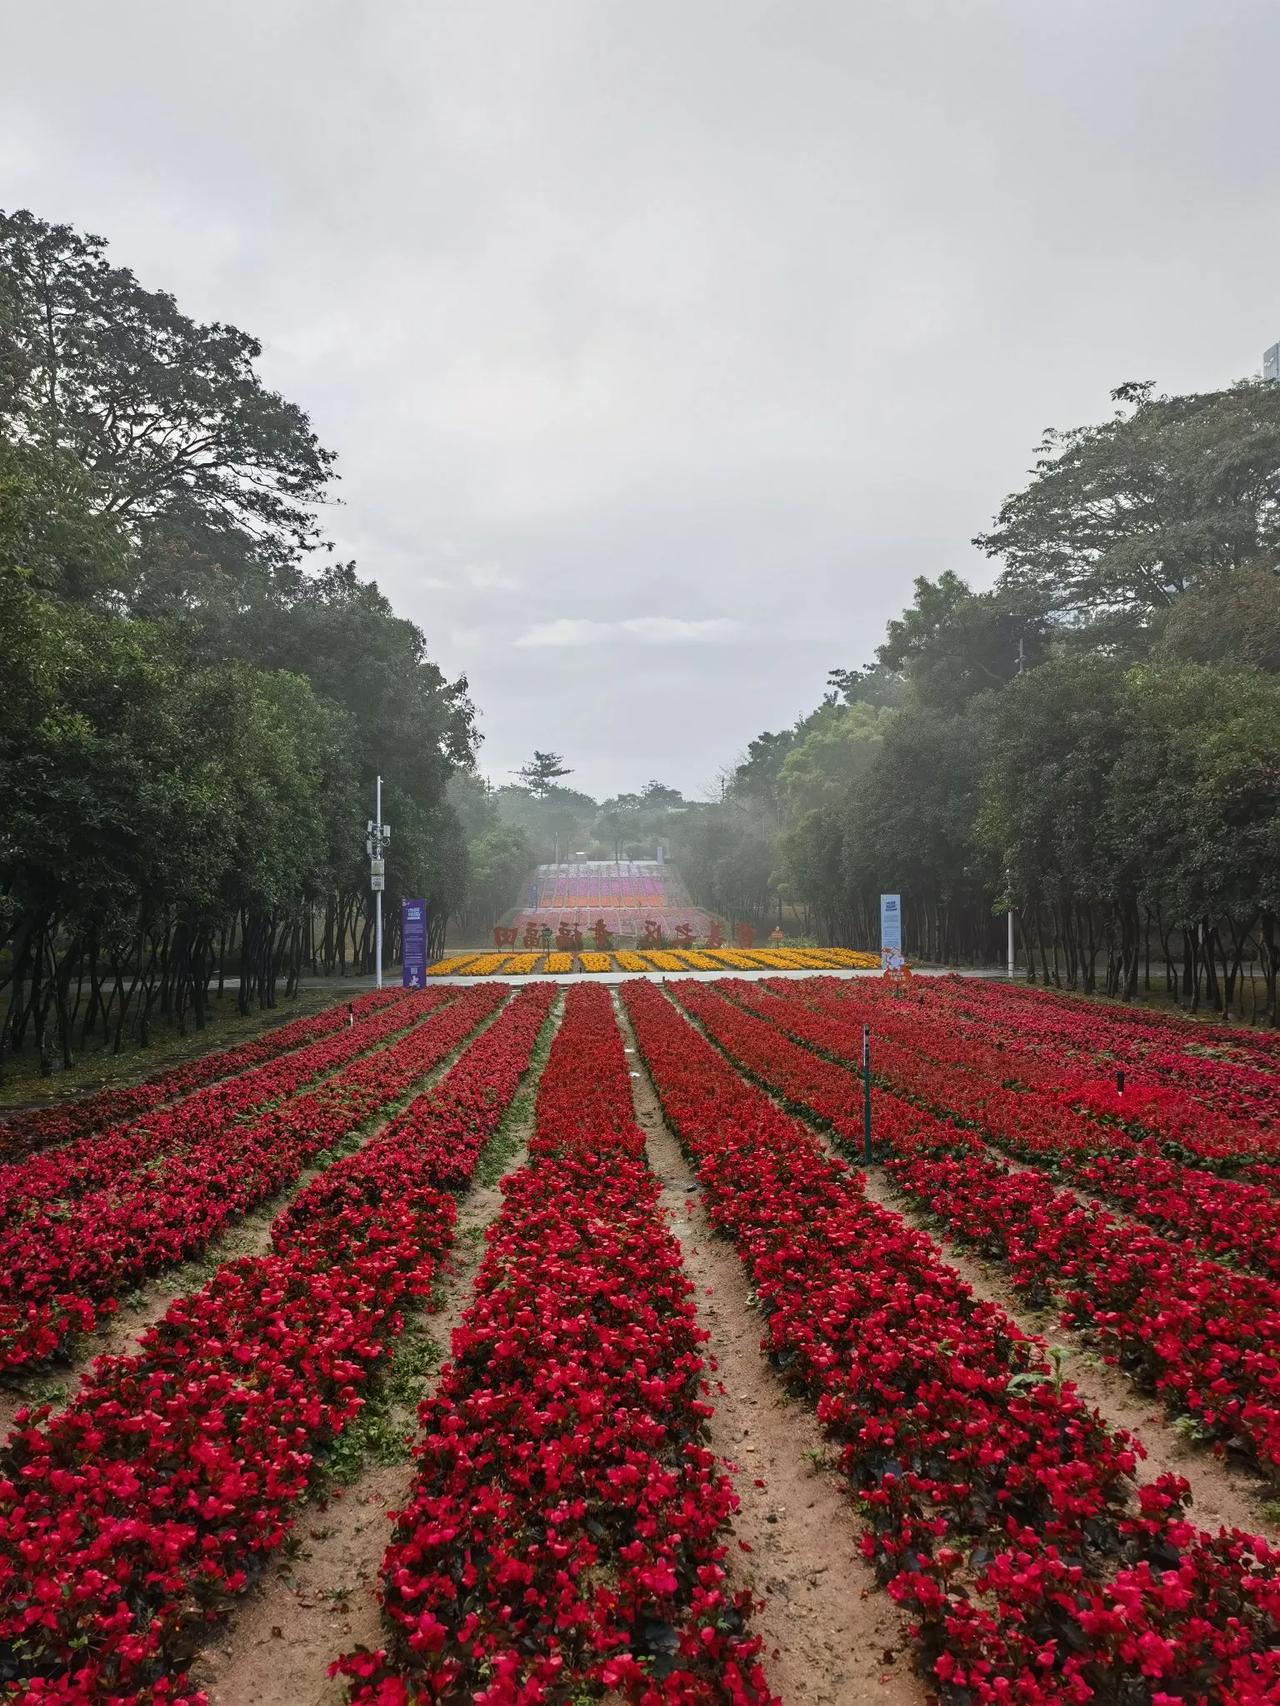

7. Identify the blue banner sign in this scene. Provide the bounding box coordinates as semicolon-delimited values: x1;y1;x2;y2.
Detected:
880;893;902;969
402;898;428;987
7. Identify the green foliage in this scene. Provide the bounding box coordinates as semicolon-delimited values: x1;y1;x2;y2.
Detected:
0;208;480;1070
0;208;334;574
517;749;573;798
703;378;1280;1007
974;379;1280;642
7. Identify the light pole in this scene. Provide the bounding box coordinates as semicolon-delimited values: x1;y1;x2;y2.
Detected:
366;776;391;989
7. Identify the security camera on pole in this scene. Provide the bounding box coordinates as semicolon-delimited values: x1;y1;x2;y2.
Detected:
366;775;391;989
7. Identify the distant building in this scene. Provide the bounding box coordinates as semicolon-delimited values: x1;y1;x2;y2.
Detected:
1265;342;1280;382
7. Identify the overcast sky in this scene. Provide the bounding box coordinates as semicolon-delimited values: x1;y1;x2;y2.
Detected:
4;1;1279;799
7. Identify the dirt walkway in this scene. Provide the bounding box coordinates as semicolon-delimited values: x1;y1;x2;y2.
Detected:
194;997;561;1706
616;998;924;1706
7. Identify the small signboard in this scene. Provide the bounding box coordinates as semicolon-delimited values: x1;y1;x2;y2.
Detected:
370;857;385;893
880;893;902;969
401;898;427;987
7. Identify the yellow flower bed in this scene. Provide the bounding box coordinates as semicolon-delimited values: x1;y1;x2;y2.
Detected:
698;949;760;970
456;952;509;976
426;944;883;976
427;954;476;975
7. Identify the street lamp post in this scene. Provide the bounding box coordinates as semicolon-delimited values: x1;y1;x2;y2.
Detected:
366;775;391;989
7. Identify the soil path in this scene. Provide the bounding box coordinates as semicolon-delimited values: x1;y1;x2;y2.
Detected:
616;997;925;1706
194;997;561;1706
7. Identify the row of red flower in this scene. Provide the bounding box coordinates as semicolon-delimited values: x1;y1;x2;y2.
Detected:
675;979;1280;1485
736;977;1280;1280
0;988;443;1229
335;984;773;1705
859;978;1278;1173
0;986;495;1372
0;987;410;1161
0;982;555;1701
803;976;1278;1176
624;980;1280;1703
954;971;1280;1065
915;974;1279;1126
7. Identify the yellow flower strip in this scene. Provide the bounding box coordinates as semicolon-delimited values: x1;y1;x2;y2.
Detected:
496;952;541;975
699;949;759;970
427;955;476;975
579;952;611;972
542;952;574;974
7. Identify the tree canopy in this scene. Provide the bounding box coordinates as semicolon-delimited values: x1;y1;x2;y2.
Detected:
679;377;1280;1018
0;209;478;1072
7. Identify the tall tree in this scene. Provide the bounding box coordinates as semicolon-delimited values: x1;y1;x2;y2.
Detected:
976;380;1280;644
0;209;335;577
517;750;573;798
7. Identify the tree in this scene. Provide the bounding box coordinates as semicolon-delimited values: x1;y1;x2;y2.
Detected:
0;209;335;575
0;436;128;599
978;655;1130;992
976;380;1280;644
517;750;573;798
778;702;890;818
1154;564;1280;674
876;572;1046;712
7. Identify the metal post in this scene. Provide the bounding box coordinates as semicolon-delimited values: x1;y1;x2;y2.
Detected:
862;1023;872;1165
1007;904;1015;976
375;774;383;989
1115;1069;1125;1098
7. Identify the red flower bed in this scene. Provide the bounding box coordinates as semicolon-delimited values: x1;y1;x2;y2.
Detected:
728;978;1280;1279
0;986;500;1372
623;981;1280;1703
802;975;1279;1169
0;985;554;1701
0;989;446;1225
675;978;1280;1483
0;987;411;1161
923;974;1280;1124
335;984;772;1705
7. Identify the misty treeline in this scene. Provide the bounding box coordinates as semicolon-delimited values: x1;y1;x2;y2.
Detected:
684;379;1280;1019
0;209;489;1073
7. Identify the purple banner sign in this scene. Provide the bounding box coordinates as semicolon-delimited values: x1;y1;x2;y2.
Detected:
402;898;428;987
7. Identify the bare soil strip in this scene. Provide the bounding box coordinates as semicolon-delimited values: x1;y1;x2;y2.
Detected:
852;1161;1280;1541
194;996;564;1706
616;997;925;1706
0;995;512;1440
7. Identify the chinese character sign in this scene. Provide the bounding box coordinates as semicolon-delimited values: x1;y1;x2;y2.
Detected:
880;893;902;970
401;899;427;987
